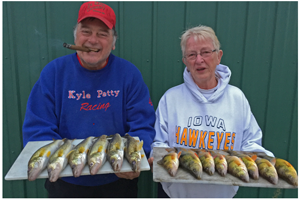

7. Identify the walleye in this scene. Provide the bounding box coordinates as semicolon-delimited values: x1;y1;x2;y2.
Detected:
124;134;144;172
69;136;95;177
228;151;259;180
178;148;202;179
107;133;125;172
210;150;227;177
255;157;278;185
196;149;215;175
226;155;249;182
87;135;109;175
275;158;298;186
47;139;75;182
157;148;181;177
28;139;65;181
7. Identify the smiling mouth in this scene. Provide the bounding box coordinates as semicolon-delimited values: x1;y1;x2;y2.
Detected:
87;47;100;52
197;68;206;71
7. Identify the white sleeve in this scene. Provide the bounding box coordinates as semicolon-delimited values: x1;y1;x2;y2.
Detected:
150;95;170;157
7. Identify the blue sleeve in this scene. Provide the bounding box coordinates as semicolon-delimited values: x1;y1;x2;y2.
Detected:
125;69;156;158
22;65;61;147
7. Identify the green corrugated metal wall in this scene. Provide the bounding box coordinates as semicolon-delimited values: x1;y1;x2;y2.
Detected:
3;1;297;198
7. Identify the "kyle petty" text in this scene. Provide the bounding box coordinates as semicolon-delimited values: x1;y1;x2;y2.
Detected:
68;90;120;100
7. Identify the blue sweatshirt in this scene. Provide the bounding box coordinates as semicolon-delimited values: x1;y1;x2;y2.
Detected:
23;53;156;186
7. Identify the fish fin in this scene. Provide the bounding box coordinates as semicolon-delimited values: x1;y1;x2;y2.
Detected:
62;138;66;142
250;154;257;161
52;138;56;141
98;146;103;152
107;134;114;139
86;149;89;154
137;141;144;151
234;159;242;166
177;151;182;158
165;148;175;153
79;146;85;153
46;151;51;158
270;157;276;166
66;150;74;158
39;148;46;157
58;149;64;157
194;152;199;158
157;159;163;165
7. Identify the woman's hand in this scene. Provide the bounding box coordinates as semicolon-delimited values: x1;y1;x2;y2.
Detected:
148;157;154;172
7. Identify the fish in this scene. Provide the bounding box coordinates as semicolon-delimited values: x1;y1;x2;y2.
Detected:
124;134;144;172
157;148;181;177
210;150;227;177
68;136;95;177
87;135;109;175
226;155;249;182
47;139;75;182
275;158;298;186
28;139;65;181
255;157;278;185
107;133;125;172
254;153;277;166
227;151;259;180
178;148;203;179
196;149;215;175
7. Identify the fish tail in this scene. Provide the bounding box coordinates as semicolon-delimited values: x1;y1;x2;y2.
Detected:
137;141;144;151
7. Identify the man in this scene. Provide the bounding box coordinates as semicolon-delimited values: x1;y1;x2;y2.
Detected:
23;1;155;197
148;25;274;198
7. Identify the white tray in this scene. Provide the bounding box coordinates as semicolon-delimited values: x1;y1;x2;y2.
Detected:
5;137;150;181
153;147;297;189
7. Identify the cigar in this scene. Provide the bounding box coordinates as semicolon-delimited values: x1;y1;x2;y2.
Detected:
63;43;99;52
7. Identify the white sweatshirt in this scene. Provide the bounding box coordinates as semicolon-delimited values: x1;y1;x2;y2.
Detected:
151;64;273;198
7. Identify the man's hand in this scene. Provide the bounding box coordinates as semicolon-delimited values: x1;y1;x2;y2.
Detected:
115;171;140;180
148;157;154;172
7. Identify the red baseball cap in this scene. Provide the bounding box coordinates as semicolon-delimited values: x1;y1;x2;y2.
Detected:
77;1;116;29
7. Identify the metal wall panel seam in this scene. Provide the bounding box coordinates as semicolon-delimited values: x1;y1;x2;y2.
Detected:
4;3;27;197
239;1;250;91
262;2;278;143
6;3;24;136
214;2;219;33
118;2;124;59
45;2;52;64
151;2;158;109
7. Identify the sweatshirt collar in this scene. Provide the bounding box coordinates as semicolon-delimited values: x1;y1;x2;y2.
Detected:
76;53;109;69
184;64;231;103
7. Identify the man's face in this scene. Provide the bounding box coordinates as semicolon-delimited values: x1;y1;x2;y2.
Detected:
75;18;115;70
182;36;223;89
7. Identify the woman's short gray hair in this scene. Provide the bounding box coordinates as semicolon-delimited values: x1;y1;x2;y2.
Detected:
180;25;221;57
